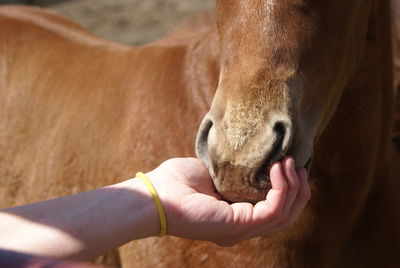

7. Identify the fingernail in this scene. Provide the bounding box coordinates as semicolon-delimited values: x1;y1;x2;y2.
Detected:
268;161;280;172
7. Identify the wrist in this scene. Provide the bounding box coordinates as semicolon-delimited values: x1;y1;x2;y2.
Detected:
142;169;179;237
116;178;160;238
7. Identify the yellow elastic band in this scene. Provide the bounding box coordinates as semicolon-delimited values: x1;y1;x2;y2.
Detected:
135;172;167;237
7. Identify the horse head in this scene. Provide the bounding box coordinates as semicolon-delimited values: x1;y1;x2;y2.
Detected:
196;0;372;202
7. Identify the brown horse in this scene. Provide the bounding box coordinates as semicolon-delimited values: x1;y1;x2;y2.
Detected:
0;1;399;268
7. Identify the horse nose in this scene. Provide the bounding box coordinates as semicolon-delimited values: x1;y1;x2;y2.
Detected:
252;120;292;188
271;121;291;158
196;115;214;170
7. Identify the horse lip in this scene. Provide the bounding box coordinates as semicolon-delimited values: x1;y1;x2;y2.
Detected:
253;155;286;190
218;190;266;204
304;157;313;171
254;163;271;189
216;155;312;203
255;155;312;187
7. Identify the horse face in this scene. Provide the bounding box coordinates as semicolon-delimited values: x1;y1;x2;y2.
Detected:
196;0;365;202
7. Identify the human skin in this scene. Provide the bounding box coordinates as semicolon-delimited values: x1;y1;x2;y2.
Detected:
0;157;310;261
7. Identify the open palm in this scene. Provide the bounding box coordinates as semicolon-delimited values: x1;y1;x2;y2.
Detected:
146;157;310;246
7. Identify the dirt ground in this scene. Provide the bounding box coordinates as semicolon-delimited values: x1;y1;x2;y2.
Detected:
42;0;215;46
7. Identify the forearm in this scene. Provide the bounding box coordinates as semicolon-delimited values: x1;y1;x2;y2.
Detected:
0;177;159;260
0;157;310;261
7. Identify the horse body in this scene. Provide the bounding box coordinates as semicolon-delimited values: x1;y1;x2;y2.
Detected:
0;5;218;230
0;1;399;268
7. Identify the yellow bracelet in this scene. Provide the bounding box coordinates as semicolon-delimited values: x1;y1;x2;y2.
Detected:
135;172;167;237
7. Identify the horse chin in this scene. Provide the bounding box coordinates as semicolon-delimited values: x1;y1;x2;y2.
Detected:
219;154;313;202
210;175;267;203
218;189;268;204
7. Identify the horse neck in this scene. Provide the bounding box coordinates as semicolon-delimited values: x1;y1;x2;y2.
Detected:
306;0;399;260
144;13;220;113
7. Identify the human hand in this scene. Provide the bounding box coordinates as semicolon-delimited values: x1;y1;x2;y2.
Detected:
146;157;310;246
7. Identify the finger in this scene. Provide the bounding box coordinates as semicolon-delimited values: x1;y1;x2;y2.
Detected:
281;157;300;216
255;162;288;221
287;168;311;225
247;167;308;239
254;167;308;237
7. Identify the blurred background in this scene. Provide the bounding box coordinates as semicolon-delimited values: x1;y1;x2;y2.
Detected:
0;0;215;45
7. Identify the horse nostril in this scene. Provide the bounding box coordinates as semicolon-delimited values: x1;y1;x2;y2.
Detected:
251;121;291;189
274;121;286;141
270;121;288;159
196;116;214;166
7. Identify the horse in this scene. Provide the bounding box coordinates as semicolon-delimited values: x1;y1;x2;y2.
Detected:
0;0;399;267
0;4;218;266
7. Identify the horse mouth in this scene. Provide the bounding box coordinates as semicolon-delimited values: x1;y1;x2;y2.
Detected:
253;156;313;190
254;160;274;190
304;157;313;171
219;191;267;204
216;156;313;204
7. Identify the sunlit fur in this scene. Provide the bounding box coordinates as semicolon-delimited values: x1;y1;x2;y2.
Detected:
196;0;398;203
0;1;399;268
